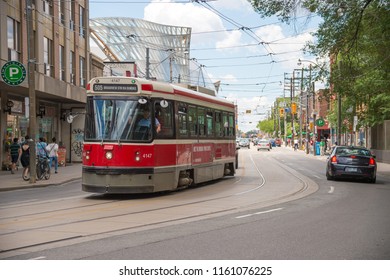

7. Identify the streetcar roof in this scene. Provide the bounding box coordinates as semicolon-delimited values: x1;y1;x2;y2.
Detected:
87;77;235;109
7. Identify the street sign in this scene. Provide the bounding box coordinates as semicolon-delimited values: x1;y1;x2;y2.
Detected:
316;118;325;127
1;61;27;86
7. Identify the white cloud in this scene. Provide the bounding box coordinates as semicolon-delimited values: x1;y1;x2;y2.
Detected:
215;30;242;50
144;0;247;49
144;1;224;44
255;24;315;70
213;0;253;11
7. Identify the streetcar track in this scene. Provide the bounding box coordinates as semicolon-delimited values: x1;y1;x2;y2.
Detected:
1;151;317;256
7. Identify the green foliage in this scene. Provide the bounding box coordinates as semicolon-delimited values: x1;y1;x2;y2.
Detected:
248;0;390;128
257;119;274;134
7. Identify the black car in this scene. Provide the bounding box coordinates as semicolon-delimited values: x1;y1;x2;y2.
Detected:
326;146;377;183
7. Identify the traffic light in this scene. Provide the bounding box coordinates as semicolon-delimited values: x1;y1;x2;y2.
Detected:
279;108;284;117
291;102;297;114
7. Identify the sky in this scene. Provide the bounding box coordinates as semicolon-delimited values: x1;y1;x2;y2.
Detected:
89;0;324;133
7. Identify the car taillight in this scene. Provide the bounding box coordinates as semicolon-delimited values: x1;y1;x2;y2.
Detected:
369;157;376;165
331;156;337;163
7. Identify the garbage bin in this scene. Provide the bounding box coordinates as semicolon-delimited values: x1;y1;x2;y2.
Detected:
58;147;66;167
315;142;321;155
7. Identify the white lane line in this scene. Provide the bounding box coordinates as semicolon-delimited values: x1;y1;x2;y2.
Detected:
328;186;335;194
236;208;283;219
29;256;46;260
312;175;322;179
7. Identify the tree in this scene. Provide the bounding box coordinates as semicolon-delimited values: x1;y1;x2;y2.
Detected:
249;0;390;128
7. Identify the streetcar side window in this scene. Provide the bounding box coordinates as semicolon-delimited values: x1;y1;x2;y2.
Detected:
178;103;188;137
155;100;174;138
222;112;229;138
198;107;206;137
215;111;223;137
188;105;197;137
206;110;214;137
228;113;235;137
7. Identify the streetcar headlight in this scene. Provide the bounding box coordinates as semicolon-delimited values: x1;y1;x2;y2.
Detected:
105;151;113;160
135;151;140;162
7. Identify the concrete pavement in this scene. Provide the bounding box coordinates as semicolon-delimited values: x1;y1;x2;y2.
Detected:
0;146;389;192
0;163;82;192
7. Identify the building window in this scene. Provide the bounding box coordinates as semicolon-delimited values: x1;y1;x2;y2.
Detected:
59;45;65;81
69;1;75;31
70;51;75;84
79;6;86;38
79;56;86;87
43;37;53;77
43;0;52;16
58;0;65;25
7;17;20;61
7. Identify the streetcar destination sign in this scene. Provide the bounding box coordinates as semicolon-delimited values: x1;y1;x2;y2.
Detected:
93;83;138;92
1;61;27;86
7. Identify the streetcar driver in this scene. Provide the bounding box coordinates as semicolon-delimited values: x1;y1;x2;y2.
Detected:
137;108;161;133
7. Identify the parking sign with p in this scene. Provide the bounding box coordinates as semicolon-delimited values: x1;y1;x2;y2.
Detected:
1;61;27;86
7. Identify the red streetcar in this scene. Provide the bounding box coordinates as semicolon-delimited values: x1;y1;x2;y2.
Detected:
82;77;237;193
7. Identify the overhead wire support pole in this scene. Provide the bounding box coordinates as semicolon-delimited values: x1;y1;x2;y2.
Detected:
26;0;37;183
290;77;294;145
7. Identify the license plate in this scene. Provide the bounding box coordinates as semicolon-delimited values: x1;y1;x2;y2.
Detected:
345;167;358;172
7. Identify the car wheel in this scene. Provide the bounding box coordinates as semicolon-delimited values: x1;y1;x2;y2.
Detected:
369;176;376;183
326;169;333;180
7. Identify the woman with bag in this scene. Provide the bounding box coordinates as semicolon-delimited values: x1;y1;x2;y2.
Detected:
20;135;30;180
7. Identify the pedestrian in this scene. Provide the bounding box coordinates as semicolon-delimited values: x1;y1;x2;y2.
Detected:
46;137;59;173
9;138;21;174
36;137;48;158
320;138;325;156
293;138;299;151
20;135;30;172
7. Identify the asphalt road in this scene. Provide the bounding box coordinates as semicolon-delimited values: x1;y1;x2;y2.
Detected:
1;146;389;260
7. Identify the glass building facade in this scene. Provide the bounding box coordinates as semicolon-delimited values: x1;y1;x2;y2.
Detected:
90;17;196;84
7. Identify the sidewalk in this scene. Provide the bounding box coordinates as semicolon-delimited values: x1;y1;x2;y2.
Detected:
0;163;82;192
281;145;390;178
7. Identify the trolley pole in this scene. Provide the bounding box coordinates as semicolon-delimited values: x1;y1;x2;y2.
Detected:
26;0;37;183
145;47;150;80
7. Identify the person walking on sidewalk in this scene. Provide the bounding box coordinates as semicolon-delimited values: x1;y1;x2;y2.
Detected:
9;138;21;174
320;138;325;156
20;135;30;177
46;137;59;174
293;138;299;151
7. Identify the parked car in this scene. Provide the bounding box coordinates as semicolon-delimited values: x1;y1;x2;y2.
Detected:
239;138;250;149
326;146;377;183
257;139;270;151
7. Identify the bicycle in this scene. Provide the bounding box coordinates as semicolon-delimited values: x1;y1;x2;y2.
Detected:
22;156;51;181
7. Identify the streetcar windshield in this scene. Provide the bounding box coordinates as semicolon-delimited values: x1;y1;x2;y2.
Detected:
85;97;154;141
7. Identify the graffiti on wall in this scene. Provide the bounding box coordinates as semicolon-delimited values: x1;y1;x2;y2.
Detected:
71;128;84;159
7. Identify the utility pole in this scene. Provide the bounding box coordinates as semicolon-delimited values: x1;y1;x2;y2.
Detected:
337;60;342;145
145;47;150;80
299;69;303;148
290;77;294;145
26;0;37;183
312;81;317;156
